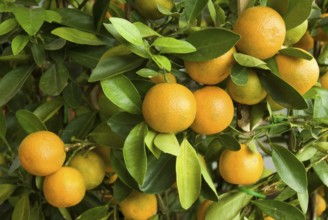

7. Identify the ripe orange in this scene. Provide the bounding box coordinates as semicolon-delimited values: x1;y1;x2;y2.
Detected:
293;31;314;51
264;217;275;220
18;131;66;176
233;6;286;59
191;86;234;135
196;200;213;220
135;0;174;20
184;47;236;85
219;144;263;185
226;70;267;105
316;194;327;216
151;73;177;84
119;190;157;219
43;167;86;208
275;51;319;95
68;151;106;190
142;83;196;133
320;71;328;89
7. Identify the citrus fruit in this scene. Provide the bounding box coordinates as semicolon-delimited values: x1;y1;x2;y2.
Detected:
314;13;328;42
318;185;326;197
151;73;177;84
142;83;197;133
18;131;66;176
135;0;174;20
43;166;86;208
264;217;275;220
119;190;157;219
266;95;284;111
233;6;286;59
219;144;264;185
196;200;213;220
293;31;314;51
184;47;236;85
191;86;234;135
68;151;106;190
320;71;328;89
226;70;267;105
316;194;327;216
275;51;319;95
284;20;308;46
94;146;114;173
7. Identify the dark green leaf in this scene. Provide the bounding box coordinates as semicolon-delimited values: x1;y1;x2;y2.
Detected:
62;82;83;108
89;121;125;148
313;88;328;119
258;70;308;109
92;0;110;31
33;97;63;122
154;133;180;156
31;43;45;67
278;47;313;60
272;144;307;193
101;75;142;114
11;35;29;55
140;154;176;193
108;112;143;137
0;18;17;36
39;63;69;96
180;28;239;62
176;139;201;209
234;53;269;69
61;112;96;142
29;203;44;220
89;54;144;82
76;205;110;220
282;0;312;29
216;134;240;151
69;46;108;69
152;37;196;54
0;111;6;137
44;38;66;51
312;159;328;187
198;155;218;200
16;110;47;134
14;6;45;36
12;195;30;220
184;0;209;22
123;122;147;185
0;184;16;205
318;44;328;65
206;192;252;220
0;65;34;107
252;200;305;220
51;27;106;45
230;63;248;85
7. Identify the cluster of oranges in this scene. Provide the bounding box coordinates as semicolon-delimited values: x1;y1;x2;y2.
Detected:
18;130;106;208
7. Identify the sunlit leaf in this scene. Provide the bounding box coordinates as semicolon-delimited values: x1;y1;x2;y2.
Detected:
152;37;196;54
12;195;31;220
0;18;17;36
11;35;29;55
154;133;180;156
51;27;106;45
14;6;45;36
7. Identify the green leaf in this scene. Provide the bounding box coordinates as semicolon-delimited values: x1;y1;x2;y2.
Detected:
278;47;313;60
89;121;125;148
180;28;240;62
58;208;72;220
108;17;143;46
16;110;47;134
39;63;69;96
198;155;218;200
318;44;328;65
282;0;312;29
30;43;45;67
101;75;142;114
14;6;45;36
11;35;29;55
0;65;34;107
51;27;106;45
230;64;248;85
271;144;307;193
206;192;252;220
89;54;144;82
108;112;143;137
312;159;328;187
0;184;16;205
69;46;107;69
233;53;269;70
154;133;180;156
258;70;308;109
12;195;31;220
134;22;161;38
313;88;328;119
216;134;240;151
92;0;110;31
140;154;176;193
33;97;63;122
151;54;171;71
62;82;83;108
136;68;159;78
144;130;161;158
44;38;66;51
252;200;305;220
184;0;209;22
176;139;201;209
297;190;309;214
123;122;147;185
0;18;17;36
61;112;96;143
76;205;110;220
152;37;196;54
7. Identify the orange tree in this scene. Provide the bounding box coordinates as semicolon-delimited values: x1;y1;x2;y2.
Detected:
1;0;328;219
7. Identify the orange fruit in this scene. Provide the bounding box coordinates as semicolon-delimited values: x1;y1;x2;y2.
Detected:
142;83;197;133
293;31;314;51
94;146;114;173
316;194;327;216
119;190;157;219
68;151;106;190
135;0;174;20
233;6;286;59
196;200;213;220
264;217;275;220
43;167;86;208
219;144;263;185
184;47;236;85
320;71;328;89
191;86;234;135
275;51;319;95
18;131;66;176
226;70;267;105
284;20;308;46
151;73;177;84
